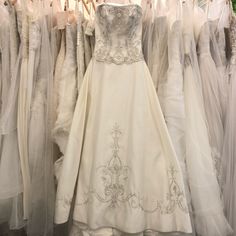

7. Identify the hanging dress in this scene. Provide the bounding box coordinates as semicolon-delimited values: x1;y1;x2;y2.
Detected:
53;22;78;159
27;11;55;236
194;7;224;187
0;1;24;230
55;3;192;234
222;13;236;236
182;1;232;236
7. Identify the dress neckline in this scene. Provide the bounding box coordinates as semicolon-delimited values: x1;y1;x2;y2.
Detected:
96;2;142;11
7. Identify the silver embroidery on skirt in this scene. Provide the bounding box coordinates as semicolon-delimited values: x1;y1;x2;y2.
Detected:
77;123;189;214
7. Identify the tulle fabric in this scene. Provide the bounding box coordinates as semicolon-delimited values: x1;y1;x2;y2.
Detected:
182;1;232;236
208;20;229;126
0;2;24;230
141;0;169;91
196;22;224;186
17;4;31;218
222;12;236;232
27;3;55;235
222;65;236;236
209;3;231;123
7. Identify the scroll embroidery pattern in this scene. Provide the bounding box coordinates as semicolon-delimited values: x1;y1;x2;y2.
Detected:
91;123;132;207
77;123;188;214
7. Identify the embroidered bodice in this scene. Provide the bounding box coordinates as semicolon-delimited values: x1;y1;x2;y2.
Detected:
230;15;236;65
94;4;143;65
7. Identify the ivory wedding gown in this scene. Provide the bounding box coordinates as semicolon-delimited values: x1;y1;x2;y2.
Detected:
182;1;232;236
55;3;192;235
0;1;24;230
222;14;236;236
194;7;224;186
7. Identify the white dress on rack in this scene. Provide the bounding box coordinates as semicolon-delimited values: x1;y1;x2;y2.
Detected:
0;1;24;230
55;3;192;234
208;20;229;127
209;2;230;124
27;13;55;236
194;7;224;186
150;15;168;92
182;2;232;236
53;29;65;169
17;8;31;218
222;14;236;236
53;23;78;157
158;2;196;235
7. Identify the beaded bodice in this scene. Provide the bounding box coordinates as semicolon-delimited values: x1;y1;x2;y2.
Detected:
94;4;143;65
230;15;236;65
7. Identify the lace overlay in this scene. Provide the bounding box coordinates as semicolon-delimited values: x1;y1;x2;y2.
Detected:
94;4;144;65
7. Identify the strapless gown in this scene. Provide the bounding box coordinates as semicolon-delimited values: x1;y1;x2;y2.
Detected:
55;3;192;234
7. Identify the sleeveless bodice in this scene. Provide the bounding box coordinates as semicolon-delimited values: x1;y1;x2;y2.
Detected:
230;16;236;65
94;4;143;65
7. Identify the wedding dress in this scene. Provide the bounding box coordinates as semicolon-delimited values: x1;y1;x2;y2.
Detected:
159;0;186;198
141;0;169;91
17;5;31;218
55;3;192;234
222;13;236;236
158;2;197;235
210;3;231;124
0;1;24;230
194;7;224;186
53;23;78;158
51;26;62;72
27;10;55;236
208;19;229;128
182;1;232;236
53;29;65;168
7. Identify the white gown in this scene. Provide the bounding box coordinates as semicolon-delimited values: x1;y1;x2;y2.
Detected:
208;2;230;124
152;16;168;92
55;3;192;234
27;13;55;236
182;2;232;236
53;23;77;155
53;23;78;177
17;7;31;218
158;2;197;235
0;1;24;230
222;14;236;236
53;29;65;169
194;9;224;186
